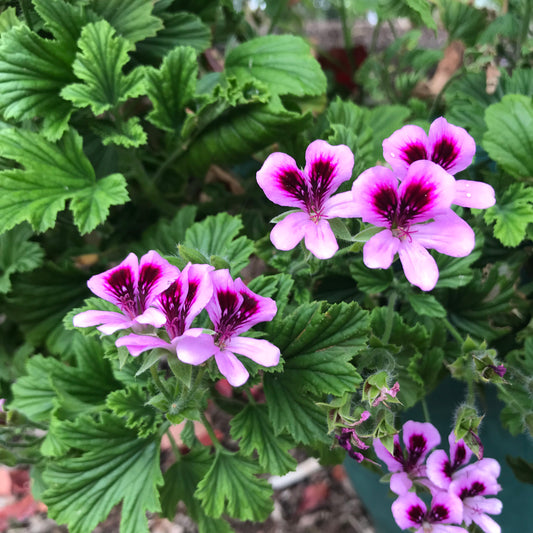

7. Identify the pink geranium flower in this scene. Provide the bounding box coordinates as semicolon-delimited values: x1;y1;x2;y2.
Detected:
392;491;467;533
382;117;495;209
256;139;357;259
73;251;179;334
351;161;475;291
177;269;280;387
115;263;214;357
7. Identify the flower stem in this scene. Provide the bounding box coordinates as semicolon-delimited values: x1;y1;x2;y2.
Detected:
421;398;431;423
381;292;397;344
151;365;173;402
165;428;182;461
443;318;464;345
200;412;223;450
244;389;256;405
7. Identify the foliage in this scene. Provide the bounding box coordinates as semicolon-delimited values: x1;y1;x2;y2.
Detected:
0;1;531;532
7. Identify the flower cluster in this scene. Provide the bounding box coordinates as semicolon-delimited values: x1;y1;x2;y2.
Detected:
73;252;280;387
256;118;495;291
374;420;503;533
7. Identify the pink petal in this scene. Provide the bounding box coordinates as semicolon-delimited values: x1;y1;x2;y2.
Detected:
304;218;339;259
427;449;454;489
382;124;430;177
231;277;278;331
390;472;413;495
226;336;280;367
351;166;399;227
398;240;439;291
87;252;139;306
399;160;456;223
430;491;463;525
206;269;241;329
303;139;355;194
323;190;361;218
373;435;403;473
413;211;475;258
428;117;476;175
448;431;473;469
402;421;441;463
454;180;496;209
270;211;308;251
115;333;173;357
391;492;427;529
363;229;399;269
256;152;307;209
471;510;502;533
214;350;249;387
135;307;167;328
138;250;180;306
175;332;217;365
72;309;133;334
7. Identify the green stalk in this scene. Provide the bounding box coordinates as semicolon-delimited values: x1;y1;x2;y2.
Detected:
200;413;223;450
151;366;173;402
381;291;398;344
443;318;464;345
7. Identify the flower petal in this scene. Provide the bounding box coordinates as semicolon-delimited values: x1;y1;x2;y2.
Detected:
270;211;308;251
352;166;399;226
135;307;167;328
413;211;475;258
87;252;139;308
304;218;339;259
256;152;307;209
137;250;180;307
427;449;454;489
402;421;441;466
430;490;464;525
428;117;476;175
72;310;134;335
398;240;439;291
454;180;496;209
448;431;473;470
373;435;403;473
175;332;217;365
226;336;280;367
115;333;173;357
398;160;456;223
303;139;355;195
390;472;413;495
383;124;430;177
391;492;427;529
323;191;360;218
363;229;399;269
215;350;249;387
471;509;502;533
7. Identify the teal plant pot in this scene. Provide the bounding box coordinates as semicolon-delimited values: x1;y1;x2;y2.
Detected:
344;379;533;532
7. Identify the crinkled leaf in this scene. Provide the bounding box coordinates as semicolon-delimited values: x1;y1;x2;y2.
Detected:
89;0;163;43
6;263;89;354
263;373;329;445
146;46;198;132
406;292;446;318
140;206;197;255
182;213;254;275
230;403;297;476
0;25;74;139
61;20;146;115
225;35;326;97
0;7;22;33
43;413;163;533
439;0;488;46
0;223;43;294
484;182;533;247
106;385;163;438
195;449;273;521
434;246;482;289
247;273;294;316
483;95;533;179
405;0;437;31
93;116;147;148
137;12;211;61
0;128;129;234
350;258;394;293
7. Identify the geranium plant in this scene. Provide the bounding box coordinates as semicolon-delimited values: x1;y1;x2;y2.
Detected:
0;1;532;532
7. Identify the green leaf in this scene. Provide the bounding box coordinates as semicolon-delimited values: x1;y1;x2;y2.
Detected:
350;258;394;293
0;223;43;294
247;273;294;316
6;263;89;354
230;403;297;476
89;0;163;43
406;291;446;318
483;95;533;179
506;456;533;484
61;20;146;115
404;0;437;31
0;25;74;139
137;12;211;60
434;246;482;289
106;385;163;438
439;0;488;46
225;35;326;97
195;449;273;521
0;128;129;234
33;0;95;51
182;213;254;275
146;46;198;132
140;206;197;255
0;7;23;33
484;183;533;247
263;373;329;445
43;413;163;533
93;116;147;148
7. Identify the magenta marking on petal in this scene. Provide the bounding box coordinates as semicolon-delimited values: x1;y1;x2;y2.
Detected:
216;290;259;343
407;504;425;525
138;263;163;309
398;180;435;226
406;433;428;469
460;481;486;499
373;184;398;223
105;266;137;316
158;278;199;339
276;167;309;206
431;136;459;171
402;142;428;164
308;156;335;206
430;504;450;523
